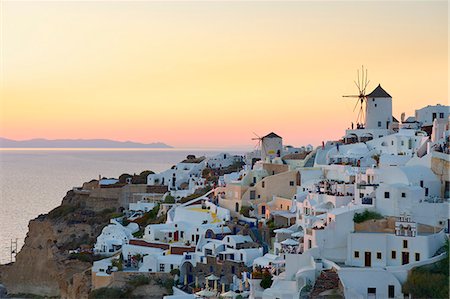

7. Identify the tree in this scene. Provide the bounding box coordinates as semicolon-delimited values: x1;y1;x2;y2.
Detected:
260;270;273;289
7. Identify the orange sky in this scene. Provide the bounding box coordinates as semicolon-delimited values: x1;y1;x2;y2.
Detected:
0;1;448;148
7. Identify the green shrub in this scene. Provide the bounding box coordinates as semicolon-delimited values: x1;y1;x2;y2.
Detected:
132;229;144;238
99;208;116;216
48;204;78;219
239;206;254;217
11;293;46;299
111;258;123;271
133;204;161;227
164;195;175;204
128;275;150;288
170;268;180;276
88;287;130;299
260;271;273;289
179;187;212;204
155;277;175;294
69;252;93;263
403;268;448;298
353;210;383;223
403;240;449;298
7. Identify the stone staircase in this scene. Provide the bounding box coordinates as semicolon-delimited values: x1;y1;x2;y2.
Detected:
304;152;317;167
310;269;343;298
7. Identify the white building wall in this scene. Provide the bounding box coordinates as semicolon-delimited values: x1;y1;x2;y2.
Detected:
415;104;449;126
262;137;283;162
365;96;393;130
346;230;446;268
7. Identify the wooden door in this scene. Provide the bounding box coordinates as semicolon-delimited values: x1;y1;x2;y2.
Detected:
402;252;409;265
365;252;371;267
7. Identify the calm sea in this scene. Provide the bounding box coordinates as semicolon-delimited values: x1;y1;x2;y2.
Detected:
0;148;244;264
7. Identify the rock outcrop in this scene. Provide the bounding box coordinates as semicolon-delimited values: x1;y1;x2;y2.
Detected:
0;187;122;298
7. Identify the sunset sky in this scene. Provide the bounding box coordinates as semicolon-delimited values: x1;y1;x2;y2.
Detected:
0;1;448;149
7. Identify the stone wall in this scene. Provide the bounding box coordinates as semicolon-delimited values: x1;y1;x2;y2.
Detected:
190;256;250;284
431;151;449;197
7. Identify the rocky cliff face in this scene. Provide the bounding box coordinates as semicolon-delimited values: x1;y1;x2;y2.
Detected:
0;188;121;298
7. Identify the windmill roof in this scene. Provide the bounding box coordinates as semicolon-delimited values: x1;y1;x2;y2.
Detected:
263;132;282;139
367;84;391;98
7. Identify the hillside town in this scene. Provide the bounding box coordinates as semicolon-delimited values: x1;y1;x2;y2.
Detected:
66;83;449;299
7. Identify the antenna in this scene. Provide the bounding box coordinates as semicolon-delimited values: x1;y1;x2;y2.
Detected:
343;66;370;126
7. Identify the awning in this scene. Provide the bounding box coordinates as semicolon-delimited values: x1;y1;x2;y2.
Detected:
195;289;217;297
206;274;220;280
281;238;299;246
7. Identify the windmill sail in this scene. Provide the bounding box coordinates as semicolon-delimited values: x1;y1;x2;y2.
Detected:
343;66;370;126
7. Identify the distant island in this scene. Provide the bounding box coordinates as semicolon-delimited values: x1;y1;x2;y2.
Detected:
0;137;173;148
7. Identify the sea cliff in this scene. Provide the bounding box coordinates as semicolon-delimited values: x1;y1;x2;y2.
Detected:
0;183;127;298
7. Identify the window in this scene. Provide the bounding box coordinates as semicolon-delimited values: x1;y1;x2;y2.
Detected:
425;188;429;196
391;251;396;259
391;140;394;145
231;266;235;274
170;264;174;270
415;253;420;261
432;112;437;120
289;181;295;186
420;180;424;188
168;232;172;238
375;103;377;107
262;181;265;188
388;285;395;298
401;192;406;198
181;231;184;238
354;251;360;258
439;112;444;118
280;204;283;209
368;288;376;295
308;239;312;249
160;264;165;272
403;240;408;249
250;191;256;200
378;121;382;127
287;206;290;211
377;252;382;259
401;140;404;146
384;192;390;198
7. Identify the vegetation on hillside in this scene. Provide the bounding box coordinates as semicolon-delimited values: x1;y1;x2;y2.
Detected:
178;186;212;204
163;194;175;204
89;287;131;299
128;275;150;288
132;204;162;227
402;240;449;298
